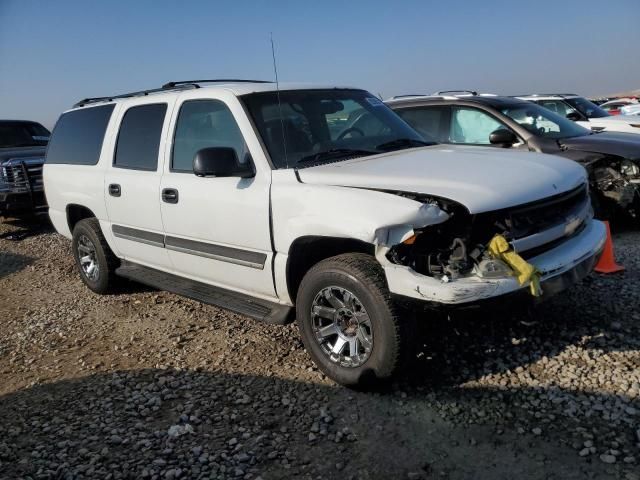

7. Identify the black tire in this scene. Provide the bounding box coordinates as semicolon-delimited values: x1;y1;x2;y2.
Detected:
71;218;120;294
296;253;407;388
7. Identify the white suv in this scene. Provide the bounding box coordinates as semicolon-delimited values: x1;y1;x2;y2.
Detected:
516;93;640;134
44;80;606;386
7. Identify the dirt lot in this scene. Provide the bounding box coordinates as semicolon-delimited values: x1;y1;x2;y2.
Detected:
0;217;639;480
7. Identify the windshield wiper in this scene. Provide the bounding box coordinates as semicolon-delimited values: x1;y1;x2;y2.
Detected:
297;148;378;166
375;138;434;151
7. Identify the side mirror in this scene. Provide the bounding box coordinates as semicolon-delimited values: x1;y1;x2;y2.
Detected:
566;111;582;122
193;147;254;178
489;128;518;147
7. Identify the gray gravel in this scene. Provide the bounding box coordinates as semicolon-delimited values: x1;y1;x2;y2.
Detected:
0;217;638;479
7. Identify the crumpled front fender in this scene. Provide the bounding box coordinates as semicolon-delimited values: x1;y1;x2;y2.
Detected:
271;171;449;253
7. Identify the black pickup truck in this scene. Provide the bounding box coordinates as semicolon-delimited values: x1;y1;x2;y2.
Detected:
0;120;50;217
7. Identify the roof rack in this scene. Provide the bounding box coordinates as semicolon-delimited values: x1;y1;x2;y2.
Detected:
513;93;579;98
74;79;273;108
74;85;191;108
387;94;460;102
162;79;272;89
434;90;478;96
390;94;428;99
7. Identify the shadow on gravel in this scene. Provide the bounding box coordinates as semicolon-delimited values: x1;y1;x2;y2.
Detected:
402;268;639;390
0;369;636;480
110;277;158;296
0;215;54;241
0;251;33;279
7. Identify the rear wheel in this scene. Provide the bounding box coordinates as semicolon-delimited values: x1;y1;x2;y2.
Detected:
72;218;120;294
296;253;407;387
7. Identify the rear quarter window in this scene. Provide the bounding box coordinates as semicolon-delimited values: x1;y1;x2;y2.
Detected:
45;104;115;165
396;107;447;142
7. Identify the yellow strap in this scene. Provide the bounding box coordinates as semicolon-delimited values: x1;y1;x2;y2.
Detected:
488;235;543;297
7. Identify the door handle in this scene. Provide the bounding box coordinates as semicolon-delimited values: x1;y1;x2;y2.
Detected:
162;188;179;204
108;184;121;197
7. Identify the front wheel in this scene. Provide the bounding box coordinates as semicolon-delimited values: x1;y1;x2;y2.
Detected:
296;253;407;387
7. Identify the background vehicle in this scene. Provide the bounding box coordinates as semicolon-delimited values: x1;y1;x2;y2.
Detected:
621;104;640;116
44;81;605;387
0;120;50;217
600;98;638;116
516;94;640;134
386;93;640;221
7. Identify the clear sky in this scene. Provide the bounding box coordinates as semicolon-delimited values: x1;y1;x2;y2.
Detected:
1;0;639;129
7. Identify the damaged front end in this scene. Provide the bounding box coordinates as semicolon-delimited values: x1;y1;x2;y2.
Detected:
588;157;640;218
377;183;606;306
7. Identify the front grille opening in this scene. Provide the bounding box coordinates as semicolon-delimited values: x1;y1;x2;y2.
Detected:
508;184;588;239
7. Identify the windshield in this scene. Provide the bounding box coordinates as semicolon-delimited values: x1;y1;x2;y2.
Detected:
501;103;591;139
0;121;50;148
565;97;610;118
241;89;432;169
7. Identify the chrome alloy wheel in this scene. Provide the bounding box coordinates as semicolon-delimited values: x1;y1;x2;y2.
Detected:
77;234;100;281
310;286;373;367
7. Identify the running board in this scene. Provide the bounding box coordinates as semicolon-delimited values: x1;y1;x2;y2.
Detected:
116;262;294;325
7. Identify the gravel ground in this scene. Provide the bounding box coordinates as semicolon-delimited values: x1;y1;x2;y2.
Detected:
0;217;639;480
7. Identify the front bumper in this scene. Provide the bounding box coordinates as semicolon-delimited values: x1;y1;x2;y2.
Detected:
0;187;46;215
382;219;607;306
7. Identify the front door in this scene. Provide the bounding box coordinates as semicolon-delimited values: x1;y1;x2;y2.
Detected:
159;91;276;299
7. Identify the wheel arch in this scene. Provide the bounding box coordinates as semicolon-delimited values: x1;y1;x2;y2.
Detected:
66;204;98;233
286;235;375;303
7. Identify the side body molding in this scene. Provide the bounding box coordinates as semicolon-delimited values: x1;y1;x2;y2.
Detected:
111;225;267;270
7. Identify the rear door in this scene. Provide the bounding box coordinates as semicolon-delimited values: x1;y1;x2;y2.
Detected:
104;99;174;269
159;90;276;298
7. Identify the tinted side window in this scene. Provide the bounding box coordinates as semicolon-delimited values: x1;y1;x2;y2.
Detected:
396;107;447;142
114;104;167;171
45;105;115;165
172;100;248;172
450;107;504;144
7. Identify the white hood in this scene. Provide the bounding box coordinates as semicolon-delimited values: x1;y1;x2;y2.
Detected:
584;115;640;134
296;145;587;214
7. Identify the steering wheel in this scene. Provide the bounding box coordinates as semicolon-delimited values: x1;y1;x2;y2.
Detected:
337;127;365;140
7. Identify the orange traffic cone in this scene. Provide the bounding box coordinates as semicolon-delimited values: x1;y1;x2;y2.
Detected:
594;221;624;274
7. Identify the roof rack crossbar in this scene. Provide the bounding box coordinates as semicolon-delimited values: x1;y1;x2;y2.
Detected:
162;79;272;88
434;90;478;96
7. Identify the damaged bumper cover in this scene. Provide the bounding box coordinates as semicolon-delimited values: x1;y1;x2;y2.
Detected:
380;219;607;306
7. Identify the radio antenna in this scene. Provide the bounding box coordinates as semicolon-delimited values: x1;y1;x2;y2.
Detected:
270;32;289;169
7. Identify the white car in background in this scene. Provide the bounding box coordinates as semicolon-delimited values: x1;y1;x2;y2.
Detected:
516;94;640;134
621;103;640;116
600;98;638;116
